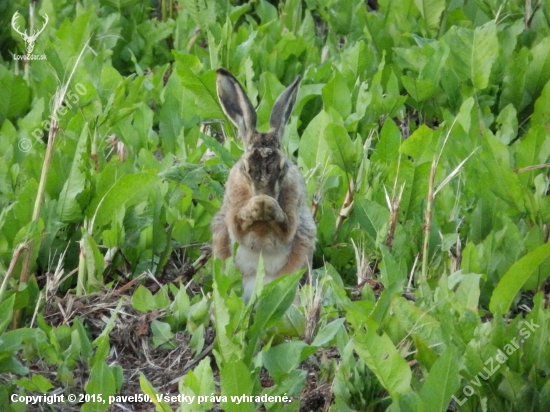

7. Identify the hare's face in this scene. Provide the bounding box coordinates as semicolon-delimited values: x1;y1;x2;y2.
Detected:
216;67;300;198
242;143;288;198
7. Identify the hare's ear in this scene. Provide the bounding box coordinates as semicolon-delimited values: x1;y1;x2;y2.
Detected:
269;75;301;140
216;68;257;143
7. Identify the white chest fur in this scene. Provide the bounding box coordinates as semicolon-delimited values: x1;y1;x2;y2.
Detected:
234;245;289;277
234;245;289;300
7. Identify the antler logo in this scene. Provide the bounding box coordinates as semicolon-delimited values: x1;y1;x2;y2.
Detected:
11;11;49;55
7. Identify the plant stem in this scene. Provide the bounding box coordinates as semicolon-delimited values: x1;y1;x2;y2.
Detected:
514;162;550;173
334;180;355;242
0;243;28;305
14;40;90;327
420;159;437;293
15;120;59;328
19;120;59;281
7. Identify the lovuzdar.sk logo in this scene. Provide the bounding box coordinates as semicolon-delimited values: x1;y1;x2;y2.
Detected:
11;11;48;61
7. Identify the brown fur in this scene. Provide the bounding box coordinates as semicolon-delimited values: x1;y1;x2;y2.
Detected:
211;69;316;299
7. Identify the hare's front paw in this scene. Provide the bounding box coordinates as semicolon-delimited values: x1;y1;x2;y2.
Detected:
242;195;285;223
251;195;285;222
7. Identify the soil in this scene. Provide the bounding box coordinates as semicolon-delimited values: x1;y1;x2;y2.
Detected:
17;268;338;411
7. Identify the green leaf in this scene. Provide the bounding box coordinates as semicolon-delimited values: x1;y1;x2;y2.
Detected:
480;133;524;211
413;0;445;31
354;198;389;242
100;0;141;8
325;122;356;174
17;374;54;392
189;324;205;355
83;343;115;412
541;380;550;410
174;53;223;119
200;132;235;165
399;160;431;221
298;110;332;169
220;360;255;412
74;318;94;362
95;300;124;342
457;96;474;133
245;272;302;364
154;287;171;309
159;74;185;153
445;22;498;90
454;273;482;312
311;318;345;347
180;357;215;411
522;294;550;375
525;37;550;101
80;232;104;291
399;392;426;412
212;264;242;363
379;245;406;292
0;356;29;375
354;331;412;399
181;0;216;29
275;32;307;61
172;284;190;326
249;272;302;335
275;305;306;337
0;66;31;124
461;242;481;274
263;341;309;381
515;80;550;184
530;77;550;129
0;295;15;334
356;81;371;118
391;296;442;346
421;40;450;84
132;285;157;313
151;320;175;347
495;104;518;145
401;76;437;102
322;72;352;119
140;374;172;412
101;207;125;248
88;172;157;228
400;124;434;162
250;253;266;304
499;47;530;112
0;328;40;353
440;67;462;111
189;297;210;325
57;123;89;222
372;118;401;163
490;243;550;314
419;345;460;411
338;40;368;80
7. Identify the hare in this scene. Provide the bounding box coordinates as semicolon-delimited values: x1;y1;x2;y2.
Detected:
211;68;316;301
